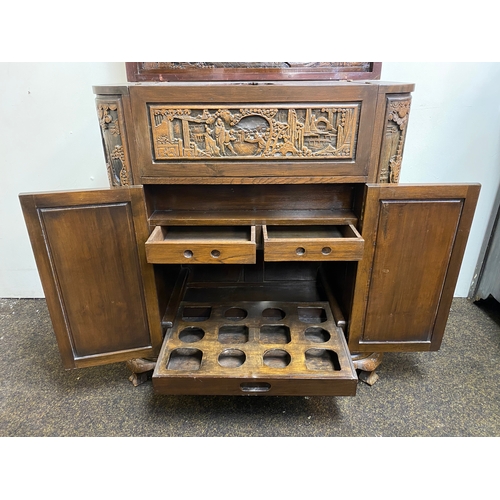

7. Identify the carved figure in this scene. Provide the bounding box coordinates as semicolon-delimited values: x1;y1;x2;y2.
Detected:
214;118;236;155
204;125;220;155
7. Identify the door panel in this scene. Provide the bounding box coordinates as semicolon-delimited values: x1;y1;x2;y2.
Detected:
349;183;480;352
20;187;162;368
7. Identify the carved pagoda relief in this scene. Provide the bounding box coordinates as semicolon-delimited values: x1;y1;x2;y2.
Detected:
149;105;360;161
378;95;411;183
96;97;132;187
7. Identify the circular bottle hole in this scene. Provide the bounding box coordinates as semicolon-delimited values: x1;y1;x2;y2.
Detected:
262;307;286;321
218;349;246;368
179;327;205;343
304;327;331;343
183;250;193;258
263;349;291;368
211;249;221;258
224;307;248;321
322;246;332;255
296;247;306;256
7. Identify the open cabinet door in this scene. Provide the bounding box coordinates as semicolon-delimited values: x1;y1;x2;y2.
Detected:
20;187;163;369
349;183;480;352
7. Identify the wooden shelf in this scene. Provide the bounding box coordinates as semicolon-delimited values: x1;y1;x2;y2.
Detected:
149;209;358;226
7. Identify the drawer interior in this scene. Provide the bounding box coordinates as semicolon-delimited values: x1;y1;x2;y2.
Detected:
264;224;360;240
152;225;254;242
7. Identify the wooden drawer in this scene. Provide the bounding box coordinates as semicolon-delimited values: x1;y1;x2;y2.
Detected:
145;225;256;264
152;300;357;396
263;224;364;261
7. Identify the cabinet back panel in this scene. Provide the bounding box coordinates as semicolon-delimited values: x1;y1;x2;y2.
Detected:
145;184;356;212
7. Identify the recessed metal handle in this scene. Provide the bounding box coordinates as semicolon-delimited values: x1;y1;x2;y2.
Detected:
240;382;271;392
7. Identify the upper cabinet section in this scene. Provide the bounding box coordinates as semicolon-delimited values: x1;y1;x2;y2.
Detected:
125;62;383;82
93;81;415;185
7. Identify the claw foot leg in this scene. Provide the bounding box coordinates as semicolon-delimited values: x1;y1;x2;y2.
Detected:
351;352;384;386
125;358;157;386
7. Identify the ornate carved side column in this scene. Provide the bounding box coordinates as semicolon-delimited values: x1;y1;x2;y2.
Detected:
378;94;412;183
95;96;133;187
352;93;412;385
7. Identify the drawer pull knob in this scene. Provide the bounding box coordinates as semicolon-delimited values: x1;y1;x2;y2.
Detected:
183;250;193;258
240;382;271;393
296;247;306;256
322;246;332;255
211;249;221;258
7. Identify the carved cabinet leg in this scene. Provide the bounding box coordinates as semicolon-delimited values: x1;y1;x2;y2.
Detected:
125;358;157;387
351;352;384;386
358;370;379;386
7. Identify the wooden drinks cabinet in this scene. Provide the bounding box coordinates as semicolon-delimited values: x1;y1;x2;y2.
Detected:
19;76;480;397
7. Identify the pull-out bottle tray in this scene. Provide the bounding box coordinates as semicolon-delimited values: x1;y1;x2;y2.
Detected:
153;300;357;396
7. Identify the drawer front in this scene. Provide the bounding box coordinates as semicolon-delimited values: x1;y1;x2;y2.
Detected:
129;83;379;181
145;225;256;264
263;224;364;261
153;301;357;396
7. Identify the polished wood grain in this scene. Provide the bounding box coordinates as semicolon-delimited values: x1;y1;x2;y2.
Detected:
19;188;163;368
348;183;480;352
140;175;371;185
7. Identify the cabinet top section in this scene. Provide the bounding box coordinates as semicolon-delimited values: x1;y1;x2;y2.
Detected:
94;81;415;186
93;80;415;95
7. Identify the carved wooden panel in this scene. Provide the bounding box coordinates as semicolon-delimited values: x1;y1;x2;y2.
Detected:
378;94;412;183
96;96;132;187
150;104;360;161
126;62;382;82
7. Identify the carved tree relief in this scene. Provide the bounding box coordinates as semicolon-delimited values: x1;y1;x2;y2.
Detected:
96;98;132;187
378;95;411;183
149;105;360;161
